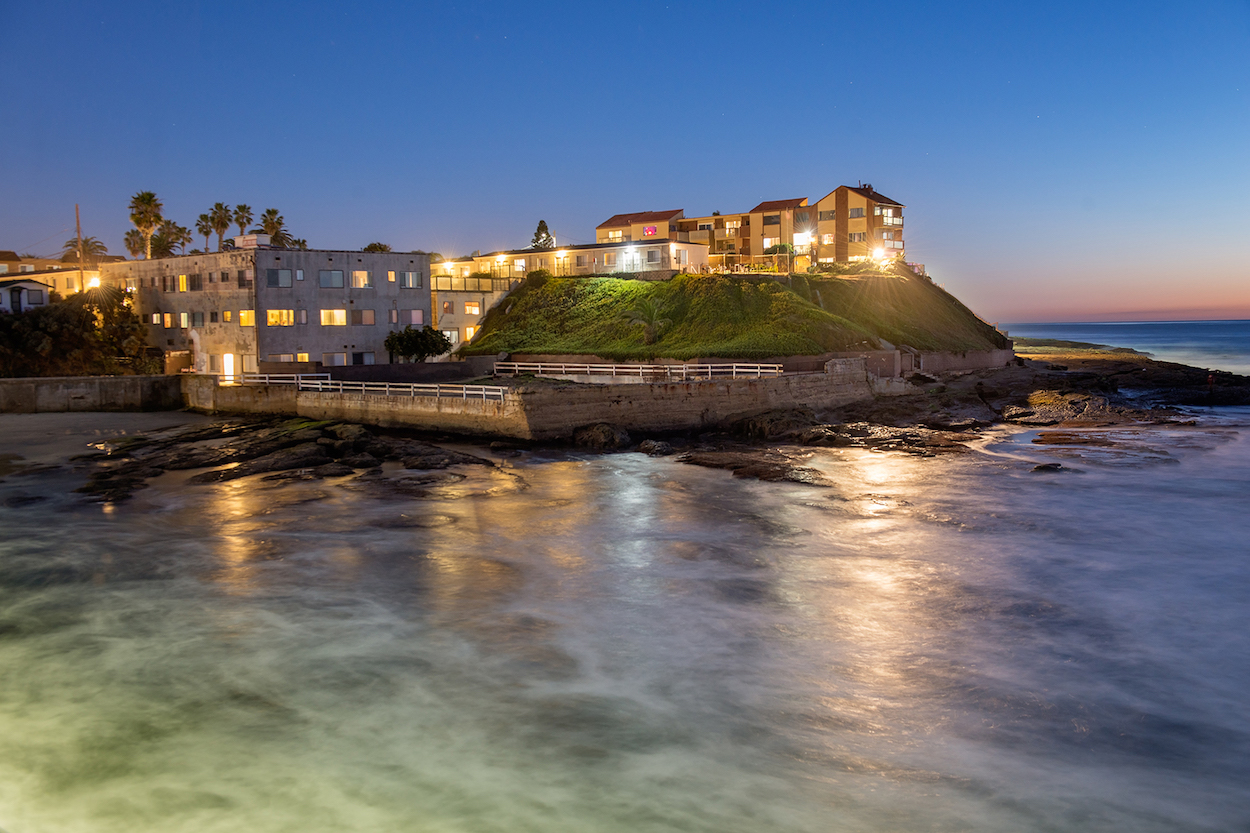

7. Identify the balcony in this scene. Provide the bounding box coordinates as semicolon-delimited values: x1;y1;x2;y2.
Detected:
881;216;904;227
689;229;710;244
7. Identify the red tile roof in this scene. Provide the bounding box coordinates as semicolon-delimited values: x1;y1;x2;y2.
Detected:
842;186;903;207
747;198;808;213
596;209;684;229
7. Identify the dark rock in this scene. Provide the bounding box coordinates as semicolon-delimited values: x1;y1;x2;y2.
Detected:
187;442;329;484
316;437;354;457
327;423;373;447
726;408;817;441
313;462;356;477
1032;463;1064;472
340;453;382;469
573;423;631;450
677;450;831;486
3;495;47;507
637;439;674;456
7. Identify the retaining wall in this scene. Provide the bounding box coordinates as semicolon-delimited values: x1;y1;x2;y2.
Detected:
0;375;182;413
920;348;1016;374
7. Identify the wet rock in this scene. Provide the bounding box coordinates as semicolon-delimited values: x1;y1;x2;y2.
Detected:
1032;463;1064;472
726;408;818;441
313;462;356;477
573;423;631;450
316;437;354;457
677;450;831;486
187;442;329;484
340;453;382;469
327;423;373;447
398;442;492;470
637;439;674;456
3;495;47;507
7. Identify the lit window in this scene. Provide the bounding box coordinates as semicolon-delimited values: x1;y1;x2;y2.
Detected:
724;220;740;230
848;232;866;243
319;270;344;287
266;269;292;287
443;301;452;314
296;352;309;362
465;325;477;340
792;232;812;247
513;259;525;273
351;270;372;288
180;312;189;328
296;269;304;281
163;313;172;328
464;302;480;315
223;310;232;323
320;309;347;326
604;253;616;267
407;309;424;325
178;275;188;292
442;329;459;344
239;310;255;327
821;234;835;244
151;313;160;325
763;237;779;249
267;309;295;326
607;230;623;242
388;270;396;282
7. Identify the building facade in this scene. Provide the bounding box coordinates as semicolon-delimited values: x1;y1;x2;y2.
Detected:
101;244;431;373
0;278;52;313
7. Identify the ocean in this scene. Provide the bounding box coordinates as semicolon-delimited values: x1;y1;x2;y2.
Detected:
0;326;1248;832
1005;319;1250;376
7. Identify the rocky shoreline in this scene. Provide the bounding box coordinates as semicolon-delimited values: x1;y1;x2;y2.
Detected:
59;343;1250;499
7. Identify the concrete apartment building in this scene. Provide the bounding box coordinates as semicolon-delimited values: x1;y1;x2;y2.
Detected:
101;240;431;373
602;184;905;270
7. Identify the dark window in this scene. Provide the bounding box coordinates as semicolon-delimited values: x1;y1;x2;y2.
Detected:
848;208;865;218
237;270;247;287
319;270;344;288
795;211;809;224
350;309;375;325
191;311;205;327
763;214;781;226
819;210;836;221
189;274;203;291
267;269;293;288
210;311;219;323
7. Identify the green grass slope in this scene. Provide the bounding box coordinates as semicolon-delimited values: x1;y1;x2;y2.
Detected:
461;270;1007;361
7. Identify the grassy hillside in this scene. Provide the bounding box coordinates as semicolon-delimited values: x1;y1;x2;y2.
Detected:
461;269;1007;361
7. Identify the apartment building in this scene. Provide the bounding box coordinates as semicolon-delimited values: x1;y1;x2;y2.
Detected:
612;184;905;270
101;240;431;372
430;239;708;346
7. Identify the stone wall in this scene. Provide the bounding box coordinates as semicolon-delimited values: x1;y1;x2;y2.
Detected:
919;348;1016;374
0;375;182;413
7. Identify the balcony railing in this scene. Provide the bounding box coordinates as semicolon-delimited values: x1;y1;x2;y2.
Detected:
495;362;783;381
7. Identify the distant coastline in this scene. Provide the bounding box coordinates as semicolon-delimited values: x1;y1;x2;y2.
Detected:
1004;320;1250;376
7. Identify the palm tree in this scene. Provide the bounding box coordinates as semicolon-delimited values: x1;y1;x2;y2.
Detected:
209;202;233;251
61;236;108;262
152;220;191;258
128;191;163;259
252;208;293;248
124;229;145;259
620;297;673;345
290;238;308;250
196;214;213;252
233;204;253;237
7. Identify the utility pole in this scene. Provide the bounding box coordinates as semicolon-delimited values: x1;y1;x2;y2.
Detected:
75;204;85;292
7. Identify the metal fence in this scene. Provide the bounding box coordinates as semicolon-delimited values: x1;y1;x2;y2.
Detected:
494;362;783;380
218;373;508;402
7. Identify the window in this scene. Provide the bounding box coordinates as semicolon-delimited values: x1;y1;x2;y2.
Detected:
239;310;255;327
351;270;372;288
442;301;453;315
189;274;203;291
606;230;623;242
223;310;232;323
320;309;347;326
822;233;835;244
795;211;809;224
297;309;308;324
319;270;344;287
266;269;293;287
163;313;173;328
179;275;190;292
351;352;375;366
763;214;781;226
677;249;688;265
513;259;525;273
350;309;375;325
296;269;304;281
28;290;44;305
576;255;586;267
819;210;836;221
604;253;616;267
763;237;779;249
647;250;660;263
208;272;216;283
442;329;459;344
192;311;205;327
465;325;477;340
322;352;348;366
210;311;219;323
406;309;424;325
848;208;865;218
848;232;867;243
209;354;220;373
388;270;396;283
389;309;399;324
397;271;421;288
267;309;295;326
147;312;158;325
296;352;309;363
244;269;254;283
268;353;295;362
464;301;480;315
643;225;657;237
698;223;712;231
19;265;33;273
724;220;741;230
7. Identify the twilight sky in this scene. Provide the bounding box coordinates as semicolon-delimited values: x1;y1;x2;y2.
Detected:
2;0;1247;322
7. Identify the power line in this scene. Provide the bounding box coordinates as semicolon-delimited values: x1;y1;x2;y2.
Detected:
14;227;73;256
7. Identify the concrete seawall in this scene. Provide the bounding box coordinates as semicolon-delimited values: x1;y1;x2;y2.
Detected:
182;364;873;440
0;376;183;413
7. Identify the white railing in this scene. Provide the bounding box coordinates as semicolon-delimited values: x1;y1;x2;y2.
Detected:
494;362;783;380
217;373;507;401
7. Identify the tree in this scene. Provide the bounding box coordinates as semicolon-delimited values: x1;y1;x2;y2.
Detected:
252;208;293;248
384;326;453;363
128;191;163;259
233;204;253;237
0;284;146;377
290;238;308;250
530;220;555;250
195;214;213;252
210;202;233;251
124;229;145;259
362;242;391;252
620;297;673;345
60;236;108;262
151;220;191;258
